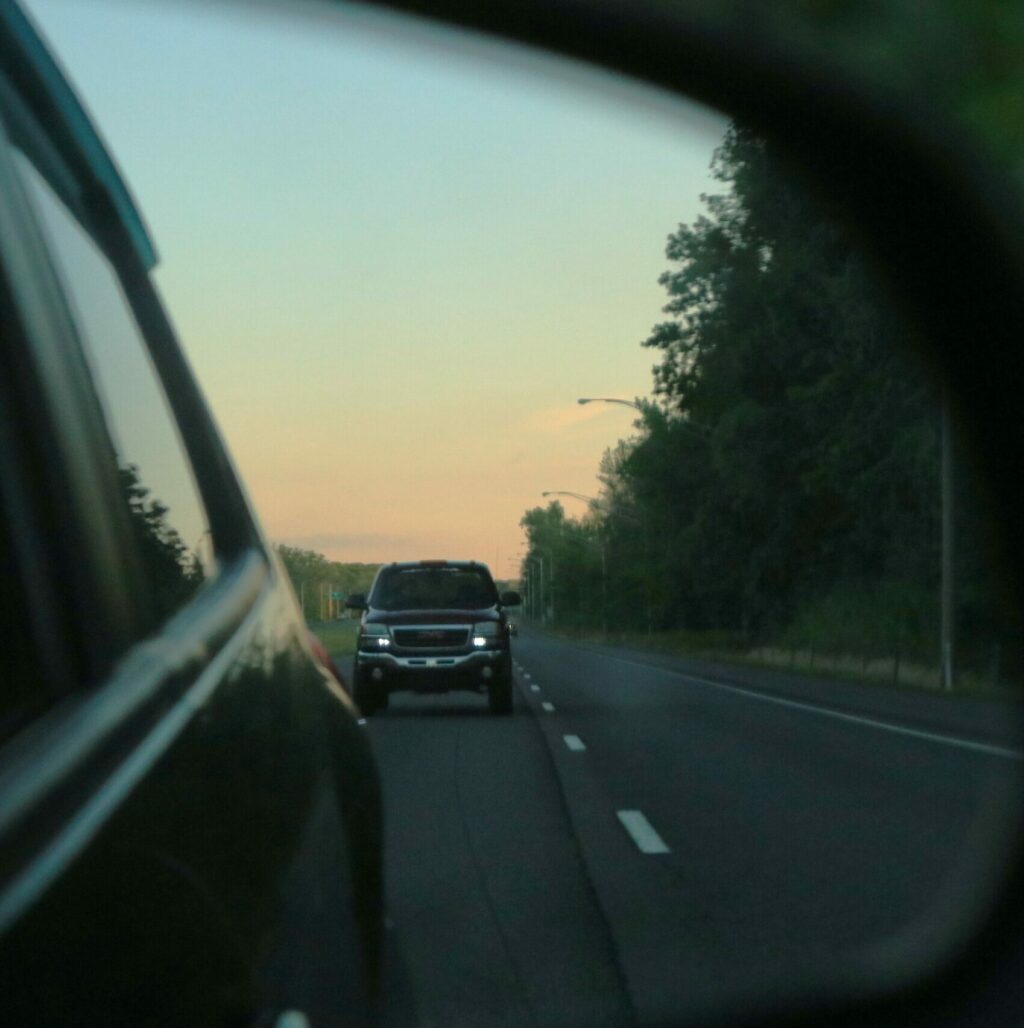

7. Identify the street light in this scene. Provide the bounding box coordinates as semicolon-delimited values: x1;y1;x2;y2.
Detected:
542;488;653;633
578;395;712;444
542;491;618;637
542;489;598;505
577;396;642;411
542;490;641;525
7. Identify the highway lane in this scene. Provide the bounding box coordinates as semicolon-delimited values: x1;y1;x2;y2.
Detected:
512;629;1024;1024
337;636;1023;1026
338;656;633;1028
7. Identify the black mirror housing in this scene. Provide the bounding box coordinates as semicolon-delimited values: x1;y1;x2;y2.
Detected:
500;590;522;607
345;593;368;610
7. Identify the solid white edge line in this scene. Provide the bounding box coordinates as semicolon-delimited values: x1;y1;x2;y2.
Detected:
617;810;670;854
602;653;1023;761
541;701;555;713
563;734;586;752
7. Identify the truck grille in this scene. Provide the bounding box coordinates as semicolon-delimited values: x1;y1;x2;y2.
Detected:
393;627;469;648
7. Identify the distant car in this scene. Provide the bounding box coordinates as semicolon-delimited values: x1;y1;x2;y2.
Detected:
0;5;382;1022
347;560;521;715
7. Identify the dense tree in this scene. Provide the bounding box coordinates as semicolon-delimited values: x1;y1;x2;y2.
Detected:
520;123;1014;686
275;545;379;623
119;463;204;620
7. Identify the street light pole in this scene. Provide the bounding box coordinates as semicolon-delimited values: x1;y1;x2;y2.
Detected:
600;535;608;639
577;395;708;442
523;555;544;625
542;489;599;506
543;490;630;638
542;490;641;525
577;396;643;411
538;555;547;626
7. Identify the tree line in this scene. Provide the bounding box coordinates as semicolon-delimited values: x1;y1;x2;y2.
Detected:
521;124;1017;689
275;545;379;623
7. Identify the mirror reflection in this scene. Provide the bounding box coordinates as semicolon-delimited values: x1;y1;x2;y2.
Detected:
23;0;1023;1024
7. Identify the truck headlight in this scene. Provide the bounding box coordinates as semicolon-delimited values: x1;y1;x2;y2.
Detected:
472;622;501;647
360;623;391;648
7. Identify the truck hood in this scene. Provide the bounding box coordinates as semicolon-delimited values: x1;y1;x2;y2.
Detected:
365;608;500;626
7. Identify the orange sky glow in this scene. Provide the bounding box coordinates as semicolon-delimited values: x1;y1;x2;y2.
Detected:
28;0;727;579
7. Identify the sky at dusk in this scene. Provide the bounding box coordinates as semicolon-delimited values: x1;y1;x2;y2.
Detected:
25;0;728;579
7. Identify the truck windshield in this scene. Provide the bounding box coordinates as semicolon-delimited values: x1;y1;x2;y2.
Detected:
370;567;498;611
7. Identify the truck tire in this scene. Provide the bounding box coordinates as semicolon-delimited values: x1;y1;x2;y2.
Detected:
487;668;513;715
352;665;378;716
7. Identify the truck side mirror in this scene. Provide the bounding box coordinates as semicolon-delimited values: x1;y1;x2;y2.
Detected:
500;590;522;607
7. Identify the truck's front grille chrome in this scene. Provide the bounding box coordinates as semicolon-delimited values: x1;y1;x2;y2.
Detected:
393;627;469;648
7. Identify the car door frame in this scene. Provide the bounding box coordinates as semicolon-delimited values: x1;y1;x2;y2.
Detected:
0;35;274;944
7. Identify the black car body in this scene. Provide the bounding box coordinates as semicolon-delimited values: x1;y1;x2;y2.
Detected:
0;3;382;1022
348;560;521;715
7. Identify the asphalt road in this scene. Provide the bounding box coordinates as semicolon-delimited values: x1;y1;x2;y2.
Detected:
339;630;1024;1027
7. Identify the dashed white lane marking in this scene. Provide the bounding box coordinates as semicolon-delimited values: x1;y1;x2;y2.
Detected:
530;685;541;693
541;701;555;713
600;653;1024;761
563;734;586;752
524;672;532;680
617;810;670;854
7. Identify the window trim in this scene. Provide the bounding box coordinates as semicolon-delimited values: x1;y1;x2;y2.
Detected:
0;65;265;656
0;93;141;682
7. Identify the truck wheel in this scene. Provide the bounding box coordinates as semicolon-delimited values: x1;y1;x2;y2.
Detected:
353;666;378;716
487;671;513;715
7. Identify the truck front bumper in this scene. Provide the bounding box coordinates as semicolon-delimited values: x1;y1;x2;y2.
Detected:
356;648;508;692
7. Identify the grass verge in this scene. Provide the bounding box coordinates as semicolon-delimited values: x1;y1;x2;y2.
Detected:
308;619;359;656
540;625;1020;702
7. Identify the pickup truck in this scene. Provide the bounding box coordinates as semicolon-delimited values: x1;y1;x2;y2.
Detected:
347;560;521;715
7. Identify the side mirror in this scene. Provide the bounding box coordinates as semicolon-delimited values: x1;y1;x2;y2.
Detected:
500;590;522;607
345;593;367;610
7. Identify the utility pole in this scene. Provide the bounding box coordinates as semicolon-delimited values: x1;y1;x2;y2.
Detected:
542;490;643;635
547;554;555;624
539;556;546;627
941;386;954;691
600;537;608;639
524;556;542;623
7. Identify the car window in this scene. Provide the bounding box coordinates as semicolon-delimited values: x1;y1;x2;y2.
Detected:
371;567;498;611
13;152;216;629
